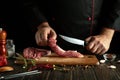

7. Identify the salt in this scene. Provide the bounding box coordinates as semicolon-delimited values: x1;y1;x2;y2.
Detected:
100;59;106;64
107;65;116;69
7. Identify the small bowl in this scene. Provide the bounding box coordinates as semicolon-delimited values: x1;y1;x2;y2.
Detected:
103;53;116;61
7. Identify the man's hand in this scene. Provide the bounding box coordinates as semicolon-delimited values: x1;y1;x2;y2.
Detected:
35;22;57;46
85;28;115;54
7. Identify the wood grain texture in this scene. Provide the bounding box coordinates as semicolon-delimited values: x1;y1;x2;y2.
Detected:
15;55;99;65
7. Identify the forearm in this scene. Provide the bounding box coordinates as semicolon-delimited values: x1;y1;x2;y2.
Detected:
37;22;49;28
100;27;115;42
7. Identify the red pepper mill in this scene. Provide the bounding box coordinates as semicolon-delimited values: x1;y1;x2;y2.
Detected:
0;28;7;66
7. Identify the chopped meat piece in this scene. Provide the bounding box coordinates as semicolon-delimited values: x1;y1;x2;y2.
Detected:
23;47;51;59
23;38;84;59
48;38;84;58
28;64;53;71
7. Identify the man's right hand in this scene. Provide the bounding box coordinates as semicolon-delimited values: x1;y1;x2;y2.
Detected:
35;22;57;46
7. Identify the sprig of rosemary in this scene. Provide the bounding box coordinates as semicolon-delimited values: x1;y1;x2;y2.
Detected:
16;53;28;68
16;53;36;69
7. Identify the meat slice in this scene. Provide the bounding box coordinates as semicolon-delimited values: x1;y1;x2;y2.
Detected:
48;38;84;58
23;38;84;59
23;47;51;59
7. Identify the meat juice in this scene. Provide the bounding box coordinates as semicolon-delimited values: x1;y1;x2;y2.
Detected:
0;28;7;66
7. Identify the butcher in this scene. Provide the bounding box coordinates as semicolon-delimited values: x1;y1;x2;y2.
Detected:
24;0;120;56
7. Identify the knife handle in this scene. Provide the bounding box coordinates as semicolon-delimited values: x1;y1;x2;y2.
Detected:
84;41;88;46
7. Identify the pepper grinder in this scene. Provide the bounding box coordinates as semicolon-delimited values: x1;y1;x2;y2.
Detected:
0;28;7;66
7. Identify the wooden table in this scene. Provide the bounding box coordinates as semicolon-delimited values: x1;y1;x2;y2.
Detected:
0;55;120;80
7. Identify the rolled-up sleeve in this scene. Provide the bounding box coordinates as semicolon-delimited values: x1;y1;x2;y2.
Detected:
23;0;47;27
99;0;120;31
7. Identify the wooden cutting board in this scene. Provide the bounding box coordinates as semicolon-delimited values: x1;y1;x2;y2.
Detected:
15;54;99;65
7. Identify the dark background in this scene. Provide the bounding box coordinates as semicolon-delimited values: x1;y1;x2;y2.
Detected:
0;1;120;54
0;0;37;52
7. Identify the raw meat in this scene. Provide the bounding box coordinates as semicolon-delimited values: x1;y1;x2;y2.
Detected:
48;38;84;58
23;38;84;59
23;47;51;59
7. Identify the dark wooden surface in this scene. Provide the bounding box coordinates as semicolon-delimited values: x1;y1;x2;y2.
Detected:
0;55;120;80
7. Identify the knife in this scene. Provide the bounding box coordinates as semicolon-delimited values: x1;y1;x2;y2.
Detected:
0;70;42;80
59;34;86;46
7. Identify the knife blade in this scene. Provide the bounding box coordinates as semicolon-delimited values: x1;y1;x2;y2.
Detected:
0;70;42;80
59;34;85;46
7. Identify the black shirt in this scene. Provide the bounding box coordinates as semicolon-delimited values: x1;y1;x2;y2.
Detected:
23;0;120;52
24;0;120;39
